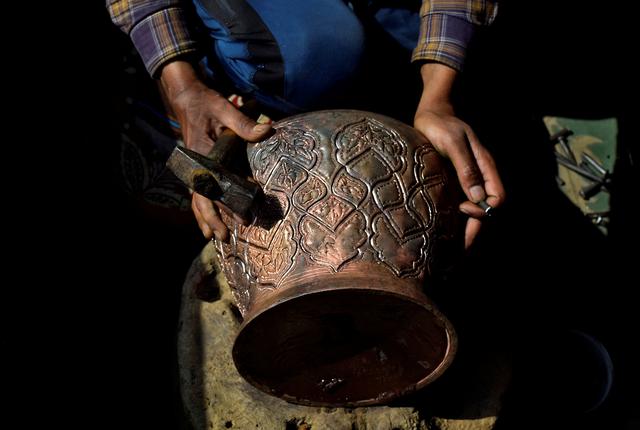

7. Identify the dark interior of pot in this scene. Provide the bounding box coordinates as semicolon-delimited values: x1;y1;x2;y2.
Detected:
232;288;454;406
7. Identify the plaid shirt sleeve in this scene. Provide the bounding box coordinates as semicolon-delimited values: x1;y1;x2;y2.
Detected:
412;0;498;72
106;0;199;77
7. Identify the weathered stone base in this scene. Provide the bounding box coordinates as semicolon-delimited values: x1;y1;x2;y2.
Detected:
178;242;510;430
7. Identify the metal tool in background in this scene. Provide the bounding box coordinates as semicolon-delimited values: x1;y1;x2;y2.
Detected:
551;128;612;200
544;116;618;234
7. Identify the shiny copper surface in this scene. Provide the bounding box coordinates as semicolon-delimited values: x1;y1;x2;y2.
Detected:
215;110;463;406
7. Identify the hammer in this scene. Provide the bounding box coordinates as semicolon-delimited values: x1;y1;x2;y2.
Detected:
166;128;261;224
550;128;576;163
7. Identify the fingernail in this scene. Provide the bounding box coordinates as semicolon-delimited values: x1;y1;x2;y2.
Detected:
459;206;472;216
469;185;486;203
253;124;270;133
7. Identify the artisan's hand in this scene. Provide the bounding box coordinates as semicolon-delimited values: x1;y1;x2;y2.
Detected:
414;63;505;249
160;61;272;240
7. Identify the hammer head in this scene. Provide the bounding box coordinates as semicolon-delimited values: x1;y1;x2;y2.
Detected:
166;145;261;223
549;128;574;142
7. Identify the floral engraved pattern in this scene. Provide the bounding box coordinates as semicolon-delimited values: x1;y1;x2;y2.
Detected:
309;195;354;229
223;255;252;315
217;111;459;317
336;118;405;170
247;222;296;287
300;211;366;271
371;215;427;277
333;171;367;205
252;127;317;183
267;159;307;192
246;225;275;249
414;144;444;187
293;175;327;210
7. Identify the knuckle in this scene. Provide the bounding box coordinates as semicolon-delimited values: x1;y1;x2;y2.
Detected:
194;193;212;212
201;224;213;239
209;92;227;109
460;163;481;183
428;133;452;152
491;193;505;206
214;100;235;123
237;116;255;133
212;123;225;138
191;195;201;212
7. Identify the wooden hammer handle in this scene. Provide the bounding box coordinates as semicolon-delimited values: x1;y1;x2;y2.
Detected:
207;128;243;165
207;99;261;164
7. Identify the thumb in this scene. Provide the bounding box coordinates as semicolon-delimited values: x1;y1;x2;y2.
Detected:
224;105;273;142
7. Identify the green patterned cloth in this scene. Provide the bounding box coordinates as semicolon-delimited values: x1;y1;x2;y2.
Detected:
544;116;617;235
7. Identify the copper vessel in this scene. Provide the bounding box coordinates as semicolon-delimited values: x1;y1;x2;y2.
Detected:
215;110;463;406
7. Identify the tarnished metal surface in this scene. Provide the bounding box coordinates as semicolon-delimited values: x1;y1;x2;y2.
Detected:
214;110;464;407
178;241;509;430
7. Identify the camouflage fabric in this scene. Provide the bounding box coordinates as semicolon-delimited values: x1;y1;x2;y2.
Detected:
543;116;617;235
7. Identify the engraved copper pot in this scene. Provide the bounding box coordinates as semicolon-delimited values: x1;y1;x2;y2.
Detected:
215;110;463;406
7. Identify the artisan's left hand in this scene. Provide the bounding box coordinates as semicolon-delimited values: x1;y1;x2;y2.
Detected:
415;63;505;249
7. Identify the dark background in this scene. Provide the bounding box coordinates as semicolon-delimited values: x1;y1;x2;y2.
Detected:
23;1;636;429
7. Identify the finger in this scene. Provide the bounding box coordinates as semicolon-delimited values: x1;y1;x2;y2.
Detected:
191;197;213;239
213;201;250;226
438;132;487;204
193;193;229;241
465;127;506;208
464;217;482;250
459;201;486;219
217;100;273;142
188;131;216;155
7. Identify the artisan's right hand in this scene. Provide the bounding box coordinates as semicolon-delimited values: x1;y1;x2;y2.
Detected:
160;61;272;240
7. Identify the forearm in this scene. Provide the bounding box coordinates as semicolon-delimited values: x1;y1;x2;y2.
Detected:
160;60;202;102
106;0;199;77
417;63;457;113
